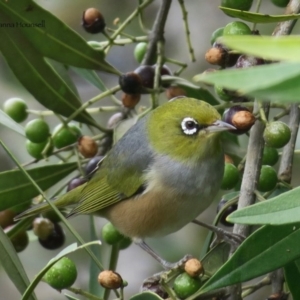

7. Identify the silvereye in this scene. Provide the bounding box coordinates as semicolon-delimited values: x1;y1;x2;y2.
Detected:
17;97;234;268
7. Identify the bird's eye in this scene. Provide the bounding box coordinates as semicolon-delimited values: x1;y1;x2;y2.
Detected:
181;117;199;135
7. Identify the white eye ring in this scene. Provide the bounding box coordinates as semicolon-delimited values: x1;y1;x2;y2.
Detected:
181;117;199;135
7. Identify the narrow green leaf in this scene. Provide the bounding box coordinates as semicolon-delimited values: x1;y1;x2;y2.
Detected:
0;14;97;126
22;241;101;300
0;0;120;75
228;186;300;225
72;67;107;91
0;162;78;211
220;35;300;62
0;109;25;136
284;259;300;299
194;61;300;102
130;291;164;300
0;227;37;300
198;223;300;295
219;7;300;23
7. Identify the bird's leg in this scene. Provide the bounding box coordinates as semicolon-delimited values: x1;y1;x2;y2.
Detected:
134;238;193;270
192;219;245;247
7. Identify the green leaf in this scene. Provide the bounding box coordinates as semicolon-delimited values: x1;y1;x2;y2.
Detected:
0;14;97;127
130;291;164;300
219;35;300;62
198;223;300;295
0;162;78;211
22;241;101;300
194;61;300;102
219;7;300;23
0;109;25;136
228;186;300;225
0;0;120;75
284;259;300;299
0;227;37;300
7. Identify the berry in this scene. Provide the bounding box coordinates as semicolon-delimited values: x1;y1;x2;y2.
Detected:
184;259;204;277
107;112;124;129
173;273;202;298
5;227;29;252
262;147;279;166
67;177;87;192
52;123;82;149
210;27;224;45
221;163;240;190
44;257;77;290
224;154;234;164
38;222;65;250
222;106;255;135
118;236;132;250
26;139;53;159
3;98;28;123
263;121;291;148
121;93;141;108
159;64;172;76
134;65;156;89
0;209;16;228
33;217;54;240
134;42;148;63
119;72;142;94
25;119;50;143
166;86;187;100
221;0;253;11
82;8;106;33
85;156;103;177
235;55;264;68
42;210;62;224
217;196;238;227
102;222;124;245
78;135;98;158
98;270;123;289
205;46;226;66
223;21;252;36
271;0;289;7
258;165;278;192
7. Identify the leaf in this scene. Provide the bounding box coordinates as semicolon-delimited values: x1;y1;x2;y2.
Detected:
219;7;300;23
0;163;78;211
0;0;120;75
284;259;300;299
0;13;97;127
0;227;37;300
0;109;25;136
194;61;300;102
219;35;300;62
130;291;164;300
228;186;300;225
22;241;101;300
197;223;300;295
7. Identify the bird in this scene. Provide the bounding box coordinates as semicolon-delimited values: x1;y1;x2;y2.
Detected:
17;97;235;268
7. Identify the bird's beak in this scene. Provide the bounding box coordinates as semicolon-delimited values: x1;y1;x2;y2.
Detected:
207;120;236;133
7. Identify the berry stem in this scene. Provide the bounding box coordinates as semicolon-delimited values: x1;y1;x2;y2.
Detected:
252;0;263;31
66;286;104;300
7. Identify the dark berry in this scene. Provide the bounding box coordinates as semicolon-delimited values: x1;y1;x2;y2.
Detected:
82;8;106;34
134;65;156;89
166;86;187;100
67;177;87;192
217;197;238;227
38;223;65;250
121;93;141;108
0;209;16;228
235;55;264;68
85;156;103;177
6;227;29;252
119;72;142;94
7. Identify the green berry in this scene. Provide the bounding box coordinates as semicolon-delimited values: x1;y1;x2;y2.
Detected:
119;236;132;250
258;165;278;192
3;98;28;123
173;273;202;298
271;0;289;7
44;257;77;290
262;147;279;166
263;121;291;148
134;42;148;63
102;222;124;245
52;123;81;149
221;163;240;190
210;27;224;45
25;119;50;143
26;139;53;159
223;21;252;36
221;0;253;11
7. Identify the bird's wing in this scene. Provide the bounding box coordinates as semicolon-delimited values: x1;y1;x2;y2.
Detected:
69;116;153;216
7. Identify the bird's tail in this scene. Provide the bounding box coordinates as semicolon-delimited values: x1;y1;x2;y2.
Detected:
15;183;87;220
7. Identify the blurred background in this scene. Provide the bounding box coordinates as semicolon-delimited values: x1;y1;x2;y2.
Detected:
0;0;299;299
